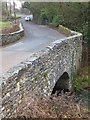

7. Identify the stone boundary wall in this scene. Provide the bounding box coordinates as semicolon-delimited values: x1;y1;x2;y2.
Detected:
0;23;24;46
1;28;82;118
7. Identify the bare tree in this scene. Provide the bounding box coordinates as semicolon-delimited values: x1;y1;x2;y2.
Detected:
6;0;8;17
9;1;12;16
13;0;16;22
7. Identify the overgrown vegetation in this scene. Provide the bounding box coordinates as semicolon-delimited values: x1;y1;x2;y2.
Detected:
15;92;89;119
0;21;20;34
73;48;89;94
72;74;89;93
71;58;90;110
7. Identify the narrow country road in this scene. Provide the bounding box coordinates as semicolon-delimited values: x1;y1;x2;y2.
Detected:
0;17;66;74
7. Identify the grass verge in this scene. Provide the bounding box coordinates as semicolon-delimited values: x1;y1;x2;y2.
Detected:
0;21;11;29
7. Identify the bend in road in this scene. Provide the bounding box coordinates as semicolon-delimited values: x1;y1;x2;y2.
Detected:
1;17;67;74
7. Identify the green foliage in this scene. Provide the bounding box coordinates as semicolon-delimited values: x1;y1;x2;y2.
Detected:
72;73;90;93
34;76;39;81
40;8;48;19
52;15;64;25
21;2;89;43
40;8;48;24
80;22;88;43
34;77;38;81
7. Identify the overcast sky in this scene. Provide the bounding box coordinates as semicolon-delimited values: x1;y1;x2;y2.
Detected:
6;0;22;9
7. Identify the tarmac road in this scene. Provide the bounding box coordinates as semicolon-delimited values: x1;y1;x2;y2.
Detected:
0;17;66;74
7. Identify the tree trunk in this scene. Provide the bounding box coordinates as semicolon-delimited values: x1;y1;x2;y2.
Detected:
10;2;12;16
6;1;8;18
13;0;16;22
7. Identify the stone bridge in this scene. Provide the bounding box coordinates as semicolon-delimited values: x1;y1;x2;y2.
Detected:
1;27;82;118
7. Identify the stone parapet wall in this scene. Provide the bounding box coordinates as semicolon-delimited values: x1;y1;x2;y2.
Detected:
1;28;82;118
59;25;76;36
0;23;24;46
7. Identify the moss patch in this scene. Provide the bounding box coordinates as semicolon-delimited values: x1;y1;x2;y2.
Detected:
44;71;48;79
59;25;73;36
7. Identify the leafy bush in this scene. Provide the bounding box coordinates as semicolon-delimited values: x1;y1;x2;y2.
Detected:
40;8;48;19
52;15;64;26
80;22;88;44
72;73;90;93
40;8;48;25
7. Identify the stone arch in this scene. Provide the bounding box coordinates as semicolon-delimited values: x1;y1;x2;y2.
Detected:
52;72;70;94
